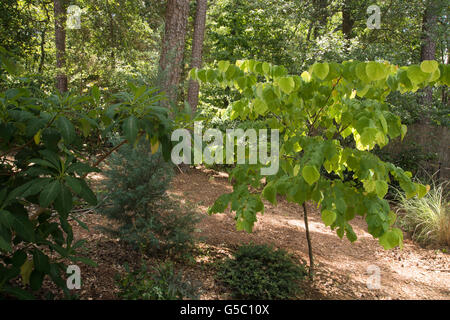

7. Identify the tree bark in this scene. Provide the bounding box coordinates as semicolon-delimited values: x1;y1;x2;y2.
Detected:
159;0;190;107
419;0;439;113
187;0;208;113
53;0;68;93
303;202;314;280
342;0;354;39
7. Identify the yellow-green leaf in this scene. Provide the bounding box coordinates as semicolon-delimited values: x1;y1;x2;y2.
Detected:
375;180;388;198
302;165;320;185
278;77;295;94
20;259;34;286
420;60;438;73
151;140;160;155
321;209;336;227
312;63;329;80
33;130;41;145
366;62;388;81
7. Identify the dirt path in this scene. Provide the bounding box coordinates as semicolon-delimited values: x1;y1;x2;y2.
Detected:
169;168;450;300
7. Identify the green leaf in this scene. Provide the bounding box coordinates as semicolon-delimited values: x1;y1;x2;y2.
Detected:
360;127;378;146
123;116;139;145
9;212;35;242
206;69;217;82
363;180;376;193
366;62;388;81
278;77;295;94
345;224;357;242
416;183;428;199
69;255;97;267
91;85;100;102
321;209;336;227
22;178;52;198
0;232;12;251
262;184;277;205
1;285;35;300
400;124;407;141
39;180;62;208
375;180;388;198
72;216;89;231
262;62;270;75
209;193;231;214
302;165;320;186
12;250;27;267
355;62;370;82
53;185;73;218
236;77;247;90
33;249;50;273
55;116;76;144
218;61;230;72
312;63;329;80
253;98;268;115
64;176;83;194
30;270;44;291
406;65;429;84
420;60;438;73
379;228;403;249
188;68;197;80
78;179;97;206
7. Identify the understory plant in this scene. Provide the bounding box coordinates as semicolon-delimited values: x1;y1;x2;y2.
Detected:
116;261;198;300
395;180;449;247
0;48;173;298
217;244;306;299
100;139;199;259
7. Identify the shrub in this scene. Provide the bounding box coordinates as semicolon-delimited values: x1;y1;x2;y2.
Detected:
100;138;173;221
100;139;199;258
0;49;171;299
116;262;197;300
216;244;307;299
395;180;450;247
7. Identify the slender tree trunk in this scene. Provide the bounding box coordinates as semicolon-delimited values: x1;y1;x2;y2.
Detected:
53;0;67;93
303;202;314;280
159;0;190;107
313;0;328;39
106;1;116;70
38;5;50;74
419;0;439;116
187;0;208;113
38;27;46;74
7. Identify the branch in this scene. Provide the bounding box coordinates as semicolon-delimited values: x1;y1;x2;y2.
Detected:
82;139;128;179
309;77;342;135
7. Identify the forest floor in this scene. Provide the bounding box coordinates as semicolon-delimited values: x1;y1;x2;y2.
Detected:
69;167;450;300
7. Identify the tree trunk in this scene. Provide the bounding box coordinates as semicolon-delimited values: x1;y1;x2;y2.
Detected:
159;0;190;107
303;202;314;280
187;0;208;113
38;27;47;74
342;0;354;40
53;0;68;93
419;0;439;115
313;0;328;39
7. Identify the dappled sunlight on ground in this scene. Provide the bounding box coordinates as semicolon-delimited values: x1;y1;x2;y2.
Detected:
169;167;450;300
